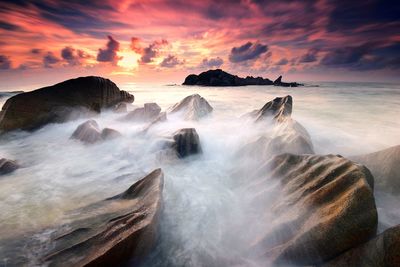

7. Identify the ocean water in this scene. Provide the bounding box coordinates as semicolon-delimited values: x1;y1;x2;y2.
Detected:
0;82;399;266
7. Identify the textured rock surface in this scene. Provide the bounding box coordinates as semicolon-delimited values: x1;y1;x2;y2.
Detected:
42;168;164;267
252;95;293;123
125;103;161;121
171;128;202;158
351;145;400;194
250;154;377;265
319;225;400;267
70;120;102;144
169;94;213;120
0;76;134;132
0;158;19;175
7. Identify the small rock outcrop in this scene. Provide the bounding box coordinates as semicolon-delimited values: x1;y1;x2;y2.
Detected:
320;225;400;267
124;103;161;122
169;94;213;120
42;168;164;266
0;76;134;132
0;158;19;175
101;128;122;140
250;153;377;266
273;75;303;87
252;95;293;123
113;102;128;113
71;120;121;144
350;145;400;194
171;128;202;158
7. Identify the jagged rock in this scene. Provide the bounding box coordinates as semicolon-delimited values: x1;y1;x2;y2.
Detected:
101;128;122;140
273;75;303;87
171;128;202;158
113;102;128;113
252;95;293;123
350;145;400;194
250;154;377;266
0;158;19;175
319;225;400;267
70;120;101;144
169;94;213;120
0;76;134;132
41;169;164;267
125;103;161;122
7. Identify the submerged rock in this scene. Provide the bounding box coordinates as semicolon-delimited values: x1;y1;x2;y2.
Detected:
273;75;303;87
171;128;202;158
320;225;400;267
101;128;122;140
42;168;164;267
169;94;213;120
0;158;19;175
125;103;161;122
250;153;377;266
113;102;128;113
350;145;400;195
142;112;167;133
71;120;121;144
0;76;134;132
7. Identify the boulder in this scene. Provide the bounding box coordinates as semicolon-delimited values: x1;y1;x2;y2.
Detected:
0;76;134;132
125;103;161;121
273;75;303;87
0;158;19;175
41;168;164;267
350;145;400;194
250;153;377;266
169;94;213;120
113;102;128;113
101;128;122;140
70;120;102;144
320;225;400;267
171;128;202;158
252;95;293;123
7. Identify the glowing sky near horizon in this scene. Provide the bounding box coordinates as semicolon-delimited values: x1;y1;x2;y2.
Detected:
0;0;399;88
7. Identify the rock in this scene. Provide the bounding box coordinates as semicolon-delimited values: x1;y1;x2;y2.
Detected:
0;158;19;175
113;102;128;113
319;225;400;267
350;145;400;194
70;120;102;144
101;128;122;140
171;128;202;158
273;75;303;87
252;95;293;123
142;112;167;133
0;76;134;132
125;103;161;121
41;168;164;267
169;94;213;120
250;153;377;266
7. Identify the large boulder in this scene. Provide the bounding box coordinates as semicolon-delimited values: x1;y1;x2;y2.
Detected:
41;168;164;266
252;95;293;123
350;145;400;194
0;76;134;132
169;94;213;120
0;158;19;175
171;128;202;158
320;225;400;267
124;103;161;122
249;153;377;266
71;120;121;144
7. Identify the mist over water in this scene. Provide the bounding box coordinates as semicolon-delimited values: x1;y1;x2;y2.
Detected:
0;82;399;266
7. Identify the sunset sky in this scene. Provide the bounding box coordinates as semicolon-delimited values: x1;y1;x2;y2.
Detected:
0;0;399;89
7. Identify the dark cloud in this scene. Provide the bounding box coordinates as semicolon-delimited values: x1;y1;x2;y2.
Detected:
160;55;183;68
229;42;268;63
200;57;224;68
97;35;120;64
140;39;168;63
299;48;319;63
0;55;12;70
276;58;288;65
31;48;42;54
0;21;22;31
43;51;60;68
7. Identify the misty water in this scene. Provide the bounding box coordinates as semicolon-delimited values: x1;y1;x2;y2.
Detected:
0;82;400;266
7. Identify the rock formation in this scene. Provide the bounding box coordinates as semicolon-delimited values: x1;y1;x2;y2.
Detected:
113;102;128;113
350;145;400;194
0;158;19;175
0;76;134;132
41;168;164;266
71;120;121;144
273;75;303;87
252;95;293;123
169;94;213;120
101;128;122;140
124;103;161;122
171;128;202;158
249;153;377;266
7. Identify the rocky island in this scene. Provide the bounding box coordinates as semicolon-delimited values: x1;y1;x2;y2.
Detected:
182;69;303;87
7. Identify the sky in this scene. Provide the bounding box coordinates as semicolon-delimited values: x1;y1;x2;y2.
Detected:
0;0;399;89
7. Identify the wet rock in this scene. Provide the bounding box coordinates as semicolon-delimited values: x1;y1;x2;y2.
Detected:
101;128;122;140
273;75;303;87
125;103;161;121
113;102;128;113
319;225;400;267
169;94;213;120
0;76;134;132
171;128;202;158
0;158;19;175
350;145;400;194
250;153;377;266
252;95;293;123
41;168;164;267
70;120;102;144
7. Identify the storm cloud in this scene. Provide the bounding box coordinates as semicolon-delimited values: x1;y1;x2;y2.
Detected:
229;42;268;63
200;57;224;68
97;36;120;64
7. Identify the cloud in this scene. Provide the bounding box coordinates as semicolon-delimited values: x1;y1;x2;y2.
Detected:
140;39;168;63
321;45;370;66
31;48;42;54
0;55;12;70
229;42;268;63
276;58;288;65
160;55;183;68
130;37;142;54
299;48;319;63
43;51;60;68
0;21;22;31
200;57;224;68
97;35;121;64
